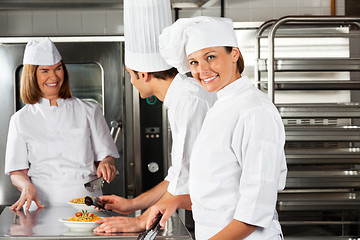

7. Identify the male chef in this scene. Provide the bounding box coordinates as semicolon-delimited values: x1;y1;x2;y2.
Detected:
93;0;216;233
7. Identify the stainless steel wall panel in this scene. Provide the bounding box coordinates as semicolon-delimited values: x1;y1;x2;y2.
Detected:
0;43;25;206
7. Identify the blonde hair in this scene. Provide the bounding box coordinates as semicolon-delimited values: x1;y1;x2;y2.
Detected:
20;61;72;104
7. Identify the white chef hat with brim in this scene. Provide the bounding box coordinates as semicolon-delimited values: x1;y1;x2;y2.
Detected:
159;16;239;74
23;37;62;66
124;0;172;72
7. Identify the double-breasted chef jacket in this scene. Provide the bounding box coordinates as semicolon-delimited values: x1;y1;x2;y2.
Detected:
189;76;287;239
5;97;119;206
164;73;216;195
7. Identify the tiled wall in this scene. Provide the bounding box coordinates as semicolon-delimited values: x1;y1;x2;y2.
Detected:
0;0;345;36
0;9;124;36
181;0;345;21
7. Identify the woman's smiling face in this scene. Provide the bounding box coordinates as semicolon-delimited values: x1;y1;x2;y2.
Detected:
188;46;241;92
36;61;64;103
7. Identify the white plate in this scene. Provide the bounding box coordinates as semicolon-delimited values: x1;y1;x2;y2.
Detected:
68;201;97;213
59;218;100;232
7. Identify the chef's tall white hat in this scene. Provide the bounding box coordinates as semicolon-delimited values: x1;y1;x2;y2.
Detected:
23;37;62;65
159;16;238;74
124;0;172;72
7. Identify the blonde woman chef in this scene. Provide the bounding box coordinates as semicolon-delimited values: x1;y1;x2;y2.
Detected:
5;38;119;210
146;16;288;239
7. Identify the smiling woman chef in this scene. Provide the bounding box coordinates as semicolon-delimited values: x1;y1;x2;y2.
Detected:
146;16;288;239
4;38;119;210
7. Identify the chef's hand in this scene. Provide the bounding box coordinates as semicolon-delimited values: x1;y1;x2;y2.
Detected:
96;156;116;183
146;198;177;229
93;215;146;233
98;195;135;214
146;195;191;229
10;182;44;211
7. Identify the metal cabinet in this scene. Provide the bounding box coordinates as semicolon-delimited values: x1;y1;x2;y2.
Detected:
255;16;360;239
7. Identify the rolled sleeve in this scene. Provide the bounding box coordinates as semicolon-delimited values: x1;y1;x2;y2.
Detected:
167;97;210;195
232;108;286;228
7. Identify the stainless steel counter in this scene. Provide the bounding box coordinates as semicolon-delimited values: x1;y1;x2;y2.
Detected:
0;206;192;239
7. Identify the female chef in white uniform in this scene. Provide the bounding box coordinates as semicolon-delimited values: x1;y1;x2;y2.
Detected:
146;17;288;239
4;38;119;211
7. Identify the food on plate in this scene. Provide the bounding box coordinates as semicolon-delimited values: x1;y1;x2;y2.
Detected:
70;196;92;204
68;210;101;222
68;199;98;213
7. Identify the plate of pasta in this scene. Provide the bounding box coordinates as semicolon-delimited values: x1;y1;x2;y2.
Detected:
68;197;97;212
59;210;101;232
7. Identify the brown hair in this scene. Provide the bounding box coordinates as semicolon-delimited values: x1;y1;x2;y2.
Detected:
149;67;178;80
134;67;178;80
225;46;244;74
20;61;72;104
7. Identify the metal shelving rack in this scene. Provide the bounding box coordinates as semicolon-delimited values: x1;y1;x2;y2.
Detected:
255;16;360;239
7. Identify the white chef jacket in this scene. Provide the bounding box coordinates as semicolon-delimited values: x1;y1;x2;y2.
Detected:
5;97;119;206
189;76;287;239
164;73;216;195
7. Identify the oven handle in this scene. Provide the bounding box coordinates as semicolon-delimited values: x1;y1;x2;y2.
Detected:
110;120;122;144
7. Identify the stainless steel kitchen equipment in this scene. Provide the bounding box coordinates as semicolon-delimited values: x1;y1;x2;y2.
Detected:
0;206;192;239
255;16;360;239
133;95;169;193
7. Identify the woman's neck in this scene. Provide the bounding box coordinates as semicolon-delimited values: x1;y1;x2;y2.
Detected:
45;97;59;106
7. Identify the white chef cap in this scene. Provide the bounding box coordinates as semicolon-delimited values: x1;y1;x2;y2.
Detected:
124;0;172;72
23;37;62;65
159;16;238;74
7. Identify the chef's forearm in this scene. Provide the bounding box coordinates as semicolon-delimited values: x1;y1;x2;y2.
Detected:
10;169;32;192
172;194;192;210
209;219;256;240
132;180;169;210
